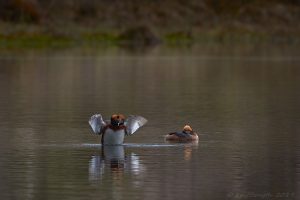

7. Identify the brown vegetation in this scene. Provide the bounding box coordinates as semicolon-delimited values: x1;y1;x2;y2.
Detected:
0;0;41;22
0;0;299;44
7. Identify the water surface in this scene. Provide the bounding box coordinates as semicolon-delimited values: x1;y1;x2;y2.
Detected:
0;44;299;199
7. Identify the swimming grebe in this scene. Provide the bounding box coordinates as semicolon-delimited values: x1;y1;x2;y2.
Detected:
165;125;199;142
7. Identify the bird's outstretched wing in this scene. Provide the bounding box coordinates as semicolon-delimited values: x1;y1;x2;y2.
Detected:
89;114;106;135
125;115;147;135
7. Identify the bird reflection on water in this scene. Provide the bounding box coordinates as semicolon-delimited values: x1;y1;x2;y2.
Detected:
89;145;145;182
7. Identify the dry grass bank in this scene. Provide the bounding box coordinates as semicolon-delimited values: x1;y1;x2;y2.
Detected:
0;0;299;48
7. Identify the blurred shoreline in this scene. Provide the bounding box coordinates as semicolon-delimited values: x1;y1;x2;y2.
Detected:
0;0;300;49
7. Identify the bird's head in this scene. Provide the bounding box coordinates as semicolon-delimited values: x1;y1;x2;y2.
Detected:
111;114;125;127
183;125;193;134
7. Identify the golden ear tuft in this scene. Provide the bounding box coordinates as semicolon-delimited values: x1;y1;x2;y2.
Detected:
183;125;193;132
118;114;125;120
111;114;118;119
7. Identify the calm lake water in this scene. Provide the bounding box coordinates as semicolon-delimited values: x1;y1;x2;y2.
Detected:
0;44;299;200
